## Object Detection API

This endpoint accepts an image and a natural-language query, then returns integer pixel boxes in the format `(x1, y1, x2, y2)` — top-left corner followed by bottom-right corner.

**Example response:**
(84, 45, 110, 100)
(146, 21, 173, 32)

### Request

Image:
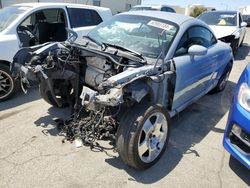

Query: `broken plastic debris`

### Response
(75, 138, 83, 148)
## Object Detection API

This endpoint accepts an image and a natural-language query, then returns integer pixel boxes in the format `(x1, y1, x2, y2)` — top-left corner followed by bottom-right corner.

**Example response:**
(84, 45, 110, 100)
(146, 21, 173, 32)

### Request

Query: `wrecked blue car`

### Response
(12, 11, 233, 170)
(223, 64, 250, 169)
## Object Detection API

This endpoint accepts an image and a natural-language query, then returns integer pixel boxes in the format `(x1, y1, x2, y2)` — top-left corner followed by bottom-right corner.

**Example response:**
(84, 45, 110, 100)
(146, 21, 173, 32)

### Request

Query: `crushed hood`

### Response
(209, 25, 237, 39)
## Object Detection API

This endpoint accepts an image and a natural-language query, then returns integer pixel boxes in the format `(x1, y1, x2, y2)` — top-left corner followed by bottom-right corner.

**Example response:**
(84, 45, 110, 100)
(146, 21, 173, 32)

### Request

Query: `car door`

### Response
(66, 7, 103, 43)
(17, 8, 68, 47)
(171, 26, 219, 110)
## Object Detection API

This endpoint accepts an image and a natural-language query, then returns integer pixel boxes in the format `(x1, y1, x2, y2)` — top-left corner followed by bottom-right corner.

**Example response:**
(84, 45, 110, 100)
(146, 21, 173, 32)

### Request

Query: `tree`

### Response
(190, 7, 207, 17)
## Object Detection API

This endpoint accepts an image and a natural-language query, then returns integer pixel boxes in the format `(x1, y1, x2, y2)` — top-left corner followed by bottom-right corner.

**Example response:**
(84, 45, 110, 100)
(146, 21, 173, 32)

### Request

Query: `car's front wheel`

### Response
(116, 104, 170, 170)
(39, 80, 73, 107)
(0, 64, 16, 102)
(239, 34, 245, 47)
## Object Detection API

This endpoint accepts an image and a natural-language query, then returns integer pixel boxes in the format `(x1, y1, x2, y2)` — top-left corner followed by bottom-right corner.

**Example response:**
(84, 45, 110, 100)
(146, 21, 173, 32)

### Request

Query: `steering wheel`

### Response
(18, 26, 38, 45)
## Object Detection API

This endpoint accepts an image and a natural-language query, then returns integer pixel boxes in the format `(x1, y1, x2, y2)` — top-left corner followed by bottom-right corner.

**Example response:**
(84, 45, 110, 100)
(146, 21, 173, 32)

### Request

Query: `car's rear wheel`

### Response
(116, 104, 170, 170)
(0, 64, 16, 102)
(210, 63, 232, 94)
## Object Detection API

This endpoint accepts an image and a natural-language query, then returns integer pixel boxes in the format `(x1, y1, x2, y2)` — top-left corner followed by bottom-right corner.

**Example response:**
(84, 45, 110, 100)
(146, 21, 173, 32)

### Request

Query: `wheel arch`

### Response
(123, 78, 154, 104)
(0, 60, 11, 68)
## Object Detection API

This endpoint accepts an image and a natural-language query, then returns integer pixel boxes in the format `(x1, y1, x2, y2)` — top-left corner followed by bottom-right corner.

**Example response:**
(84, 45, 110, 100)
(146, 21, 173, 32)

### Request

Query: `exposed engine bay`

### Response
(12, 38, 176, 166)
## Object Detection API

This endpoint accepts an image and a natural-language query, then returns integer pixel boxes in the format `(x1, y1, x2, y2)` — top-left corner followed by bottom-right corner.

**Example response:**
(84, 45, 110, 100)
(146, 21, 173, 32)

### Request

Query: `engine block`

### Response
(84, 57, 112, 88)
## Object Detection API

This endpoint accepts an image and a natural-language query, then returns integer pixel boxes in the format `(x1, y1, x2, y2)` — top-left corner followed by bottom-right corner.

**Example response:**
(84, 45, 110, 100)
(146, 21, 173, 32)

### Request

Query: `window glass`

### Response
(175, 32, 188, 56)
(0, 6, 30, 32)
(20, 9, 66, 29)
(67, 8, 102, 28)
(18, 8, 67, 46)
(88, 15, 178, 58)
(175, 26, 217, 57)
(211, 33, 217, 45)
(199, 12, 237, 26)
(21, 16, 31, 27)
(188, 27, 211, 47)
(42, 9, 60, 23)
(130, 7, 158, 11)
(161, 7, 175, 13)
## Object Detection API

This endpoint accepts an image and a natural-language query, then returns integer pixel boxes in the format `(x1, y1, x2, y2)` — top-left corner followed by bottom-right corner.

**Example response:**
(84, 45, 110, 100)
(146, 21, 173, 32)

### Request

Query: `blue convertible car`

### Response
(13, 11, 234, 169)
(223, 64, 250, 169)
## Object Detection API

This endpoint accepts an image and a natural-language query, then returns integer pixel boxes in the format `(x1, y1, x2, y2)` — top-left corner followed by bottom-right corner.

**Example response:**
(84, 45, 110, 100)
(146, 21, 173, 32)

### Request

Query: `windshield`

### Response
(88, 15, 178, 58)
(130, 7, 158, 11)
(199, 12, 237, 26)
(0, 6, 30, 32)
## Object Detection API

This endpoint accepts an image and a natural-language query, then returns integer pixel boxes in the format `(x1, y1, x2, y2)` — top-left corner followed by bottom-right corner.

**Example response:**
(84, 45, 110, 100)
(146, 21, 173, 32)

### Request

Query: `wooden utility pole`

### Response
(0, 0, 2, 8)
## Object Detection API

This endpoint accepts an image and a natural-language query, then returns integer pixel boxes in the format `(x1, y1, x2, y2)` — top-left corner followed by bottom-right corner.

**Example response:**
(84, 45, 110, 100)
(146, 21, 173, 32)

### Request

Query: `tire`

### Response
(239, 35, 245, 47)
(210, 63, 232, 94)
(232, 46, 238, 57)
(116, 104, 170, 170)
(39, 80, 70, 107)
(0, 64, 17, 102)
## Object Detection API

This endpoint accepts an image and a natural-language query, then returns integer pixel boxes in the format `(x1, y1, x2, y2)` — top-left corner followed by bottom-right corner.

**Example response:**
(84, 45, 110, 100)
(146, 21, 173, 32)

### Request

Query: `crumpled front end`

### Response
(12, 41, 174, 151)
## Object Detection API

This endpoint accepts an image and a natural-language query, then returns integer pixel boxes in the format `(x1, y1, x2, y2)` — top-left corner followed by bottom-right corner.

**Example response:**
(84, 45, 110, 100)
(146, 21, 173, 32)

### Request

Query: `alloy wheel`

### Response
(0, 70, 14, 100)
(138, 112, 168, 163)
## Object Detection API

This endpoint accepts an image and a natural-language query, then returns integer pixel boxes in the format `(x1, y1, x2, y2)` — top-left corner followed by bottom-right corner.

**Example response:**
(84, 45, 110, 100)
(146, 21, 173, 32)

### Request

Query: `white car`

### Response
(198, 10, 247, 55)
(0, 3, 112, 101)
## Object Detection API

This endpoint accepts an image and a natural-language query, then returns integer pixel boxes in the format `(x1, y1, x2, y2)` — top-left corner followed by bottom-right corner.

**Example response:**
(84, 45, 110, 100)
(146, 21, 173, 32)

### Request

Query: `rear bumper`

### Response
(223, 99, 250, 169)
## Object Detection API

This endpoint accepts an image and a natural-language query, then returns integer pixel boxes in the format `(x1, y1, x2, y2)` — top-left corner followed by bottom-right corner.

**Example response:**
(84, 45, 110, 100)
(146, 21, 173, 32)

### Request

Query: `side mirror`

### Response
(188, 45, 208, 56)
(241, 22, 247, 27)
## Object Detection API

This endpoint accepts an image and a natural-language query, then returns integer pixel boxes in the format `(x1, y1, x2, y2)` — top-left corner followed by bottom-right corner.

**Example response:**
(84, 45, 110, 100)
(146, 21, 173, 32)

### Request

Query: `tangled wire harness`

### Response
(56, 108, 118, 156)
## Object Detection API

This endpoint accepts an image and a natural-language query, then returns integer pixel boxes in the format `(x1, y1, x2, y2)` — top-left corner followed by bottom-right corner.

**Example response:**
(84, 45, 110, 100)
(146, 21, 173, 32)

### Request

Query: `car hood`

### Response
(209, 25, 237, 39)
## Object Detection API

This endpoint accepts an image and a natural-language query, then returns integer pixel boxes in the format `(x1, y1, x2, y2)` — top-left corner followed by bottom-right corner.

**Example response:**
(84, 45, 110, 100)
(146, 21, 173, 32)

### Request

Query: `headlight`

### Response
(238, 83, 250, 112)
(233, 30, 240, 39)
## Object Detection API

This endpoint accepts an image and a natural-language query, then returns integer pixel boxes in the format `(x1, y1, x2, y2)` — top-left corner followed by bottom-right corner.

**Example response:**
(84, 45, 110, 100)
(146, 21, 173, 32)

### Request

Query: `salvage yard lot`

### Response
(1, 28, 250, 188)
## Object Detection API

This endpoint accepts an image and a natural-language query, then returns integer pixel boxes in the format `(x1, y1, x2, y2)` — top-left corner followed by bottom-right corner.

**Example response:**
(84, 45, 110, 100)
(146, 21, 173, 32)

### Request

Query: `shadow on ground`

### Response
(32, 81, 247, 184)
(34, 105, 71, 136)
(0, 88, 40, 112)
(235, 43, 250, 61)
(229, 156, 250, 186)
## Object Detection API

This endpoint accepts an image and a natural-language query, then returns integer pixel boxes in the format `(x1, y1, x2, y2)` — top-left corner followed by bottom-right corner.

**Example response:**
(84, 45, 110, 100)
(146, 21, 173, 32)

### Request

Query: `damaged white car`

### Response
(198, 11, 247, 55)
(12, 11, 233, 170)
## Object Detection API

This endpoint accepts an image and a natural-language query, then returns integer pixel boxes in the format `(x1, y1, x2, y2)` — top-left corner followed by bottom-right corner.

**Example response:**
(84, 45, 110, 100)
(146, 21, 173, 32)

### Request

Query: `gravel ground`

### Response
(0, 28, 250, 188)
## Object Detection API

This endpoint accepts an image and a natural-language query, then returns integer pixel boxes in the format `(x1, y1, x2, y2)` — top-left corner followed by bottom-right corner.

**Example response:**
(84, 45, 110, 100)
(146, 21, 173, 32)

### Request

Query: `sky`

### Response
(142, 0, 250, 10)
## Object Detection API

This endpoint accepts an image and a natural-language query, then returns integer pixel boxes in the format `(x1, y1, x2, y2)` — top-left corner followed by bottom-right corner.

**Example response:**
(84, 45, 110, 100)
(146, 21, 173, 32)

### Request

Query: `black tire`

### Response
(232, 46, 238, 57)
(116, 104, 170, 170)
(0, 64, 18, 102)
(39, 80, 70, 107)
(239, 35, 245, 47)
(210, 63, 232, 94)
